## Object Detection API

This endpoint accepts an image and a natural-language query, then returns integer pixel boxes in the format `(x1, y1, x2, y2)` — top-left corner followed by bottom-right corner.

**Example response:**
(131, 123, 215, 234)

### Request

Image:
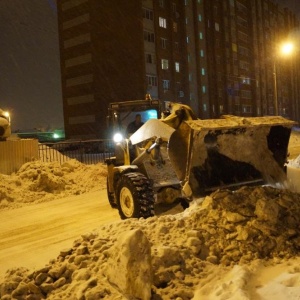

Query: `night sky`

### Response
(0, 0, 63, 131)
(0, 0, 299, 131)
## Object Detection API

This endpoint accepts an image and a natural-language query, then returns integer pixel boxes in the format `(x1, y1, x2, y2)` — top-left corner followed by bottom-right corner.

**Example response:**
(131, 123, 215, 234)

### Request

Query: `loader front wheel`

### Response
(116, 172, 154, 219)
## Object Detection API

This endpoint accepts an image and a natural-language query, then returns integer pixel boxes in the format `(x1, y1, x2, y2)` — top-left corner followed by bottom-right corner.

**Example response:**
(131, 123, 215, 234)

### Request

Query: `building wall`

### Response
(57, 0, 300, 139)
(152, 0, 189, 104)
(173, 0, 300, 121)
(57, 0, 145, 139)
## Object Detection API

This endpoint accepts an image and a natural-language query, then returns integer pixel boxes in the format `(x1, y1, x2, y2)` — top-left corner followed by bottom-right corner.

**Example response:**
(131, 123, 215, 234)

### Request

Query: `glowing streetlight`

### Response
(280, 42, 294, 56)
(273, 41, 295, 115)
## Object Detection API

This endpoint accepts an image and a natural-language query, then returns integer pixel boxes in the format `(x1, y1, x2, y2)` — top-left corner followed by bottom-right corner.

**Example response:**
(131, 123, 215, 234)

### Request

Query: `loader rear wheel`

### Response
(116, 172, 154, 219)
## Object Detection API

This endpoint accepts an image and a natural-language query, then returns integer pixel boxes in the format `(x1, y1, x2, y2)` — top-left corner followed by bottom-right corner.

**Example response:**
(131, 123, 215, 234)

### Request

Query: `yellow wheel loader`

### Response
(106, 100, 295, 219)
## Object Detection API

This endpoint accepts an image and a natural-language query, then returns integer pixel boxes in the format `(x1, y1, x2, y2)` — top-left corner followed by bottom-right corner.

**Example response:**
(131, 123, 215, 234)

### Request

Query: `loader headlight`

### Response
(113, 133, 123, 143)
(2, 111, 10, 122)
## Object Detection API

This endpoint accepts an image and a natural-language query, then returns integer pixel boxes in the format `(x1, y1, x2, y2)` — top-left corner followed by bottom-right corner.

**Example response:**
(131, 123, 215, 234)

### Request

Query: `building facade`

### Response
(184, 0, 300, 120)
(57, 0, 300, 139)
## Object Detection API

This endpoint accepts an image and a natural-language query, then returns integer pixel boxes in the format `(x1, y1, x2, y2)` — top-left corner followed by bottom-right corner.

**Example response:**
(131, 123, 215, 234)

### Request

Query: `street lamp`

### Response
(273, 62, 278, 115)
(273, 41, 295, 115)
(281, 42, 294, 56)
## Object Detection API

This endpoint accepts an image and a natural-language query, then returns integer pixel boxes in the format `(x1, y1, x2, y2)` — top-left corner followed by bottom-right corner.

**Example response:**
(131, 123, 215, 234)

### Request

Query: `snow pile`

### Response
(1, 186, 300, 299)
(0, 129, 299, 299)
(288, 154, 300, 168)
(288, 129, 300, 159)
(0, 159, 107, 210)
(286, 153, 300, 193)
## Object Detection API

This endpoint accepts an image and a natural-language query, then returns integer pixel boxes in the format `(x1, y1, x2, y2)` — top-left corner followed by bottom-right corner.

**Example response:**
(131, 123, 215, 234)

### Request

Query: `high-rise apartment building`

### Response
(184, 0, 300, 120)
(57, 0, 300, 139)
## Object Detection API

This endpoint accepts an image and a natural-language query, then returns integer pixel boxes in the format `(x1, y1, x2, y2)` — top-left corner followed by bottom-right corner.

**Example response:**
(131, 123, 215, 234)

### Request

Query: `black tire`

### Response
(106, 177, 117, 208)
(116, 172, 155, 219)
(179, 197, 190, 210)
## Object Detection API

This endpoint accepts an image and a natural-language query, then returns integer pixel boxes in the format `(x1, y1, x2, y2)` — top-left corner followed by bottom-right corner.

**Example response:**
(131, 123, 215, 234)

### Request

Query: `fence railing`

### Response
(39, 139, 115, 164)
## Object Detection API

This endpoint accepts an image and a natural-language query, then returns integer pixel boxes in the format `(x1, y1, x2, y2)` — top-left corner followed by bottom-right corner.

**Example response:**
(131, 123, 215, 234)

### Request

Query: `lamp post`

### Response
(273, 61, 278, 115)
(273, 42, 294, 116)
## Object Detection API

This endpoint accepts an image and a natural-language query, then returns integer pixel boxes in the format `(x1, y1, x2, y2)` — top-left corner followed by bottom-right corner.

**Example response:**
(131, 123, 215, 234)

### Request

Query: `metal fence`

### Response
(39, 139, 115, 164)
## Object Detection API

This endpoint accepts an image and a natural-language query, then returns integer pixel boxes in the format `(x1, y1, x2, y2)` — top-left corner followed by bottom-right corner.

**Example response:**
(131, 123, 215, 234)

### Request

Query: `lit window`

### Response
(198, 14, 202, 21)
(203, 103, 207, 111)
(161, 59, 169, 70)
(159, 17, 167, 28)
(202, 85, 206, 93)
(215, 22, 219, 31)
(242, 77, 251, 85)
(175, 62, 180, 72)
(201, 68, 205, 75)
(199, 32, 203, 39)
(200, 50, 204, 57)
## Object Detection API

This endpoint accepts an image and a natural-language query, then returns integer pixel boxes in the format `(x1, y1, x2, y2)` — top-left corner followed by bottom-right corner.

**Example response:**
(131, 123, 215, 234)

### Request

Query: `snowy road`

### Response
(0, 189, 119, 280)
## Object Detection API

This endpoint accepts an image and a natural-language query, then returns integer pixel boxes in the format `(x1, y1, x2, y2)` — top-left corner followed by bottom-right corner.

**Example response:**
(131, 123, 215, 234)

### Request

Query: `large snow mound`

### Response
(1, 186, 300, 299)
(0, 159, 107, 210)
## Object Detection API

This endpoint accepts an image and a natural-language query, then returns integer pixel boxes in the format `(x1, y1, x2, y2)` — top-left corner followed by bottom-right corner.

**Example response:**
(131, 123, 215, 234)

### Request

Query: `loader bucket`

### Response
(168, 116, 295, 196)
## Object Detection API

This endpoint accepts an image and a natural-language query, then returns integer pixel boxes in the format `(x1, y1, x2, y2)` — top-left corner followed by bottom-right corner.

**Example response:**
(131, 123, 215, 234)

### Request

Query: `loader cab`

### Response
(107, 96, 161, 141)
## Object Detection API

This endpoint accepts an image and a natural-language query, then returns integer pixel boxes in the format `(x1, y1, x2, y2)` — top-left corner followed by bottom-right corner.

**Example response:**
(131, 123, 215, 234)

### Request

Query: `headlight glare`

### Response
(113, 133, 123, 143)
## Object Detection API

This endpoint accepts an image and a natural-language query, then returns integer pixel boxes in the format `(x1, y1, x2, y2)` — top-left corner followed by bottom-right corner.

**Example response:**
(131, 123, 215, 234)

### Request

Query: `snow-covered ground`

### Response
(0, 130, 300, 299)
